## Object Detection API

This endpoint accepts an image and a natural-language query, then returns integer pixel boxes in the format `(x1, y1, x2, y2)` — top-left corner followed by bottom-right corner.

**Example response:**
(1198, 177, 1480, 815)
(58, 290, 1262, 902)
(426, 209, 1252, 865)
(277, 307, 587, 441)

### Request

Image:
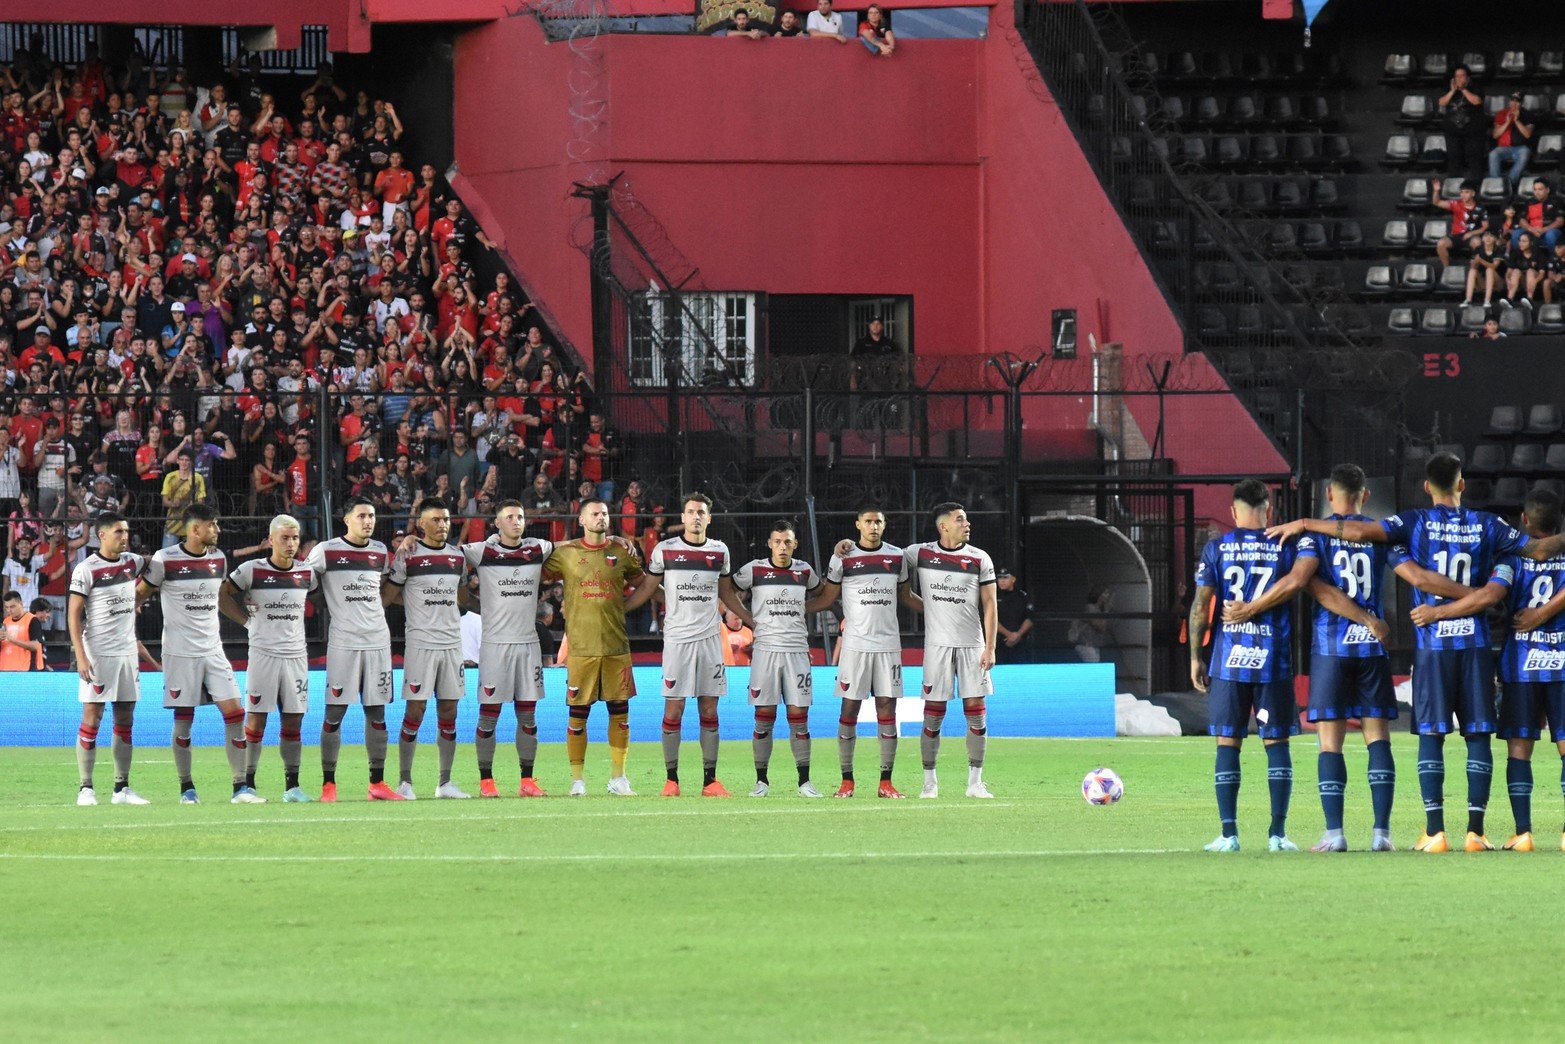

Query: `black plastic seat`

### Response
(1497, 51, 1528, 80)
(1312, 179, 1340, 207)
(1420, 306, 1454, 335)
(1399, 95, 1433, 125)
(1383, 53, 1413, 83)
(1539, 51, 1564, 77)
(1299, 221, 1330, 252)
(1401, 263, 1435, 293)
(1387, 307, 1417, 335)
(1382, 220, 1414, 249)
(1469, 443, 1507, 474)
(1537, 304, 1565, 334)
(1384, 134, 1415, 166)
(1438, 265, 1469, 296)
(1195, 96, 1222, 124)
(1421, 219, 1451, 247)
(1489, 405, 1525, 435)
(1457, 304, 1488, 332)
(1335, 220, 1363, 250)
(1250, 134, 1282, 165)
(1198, 178, 1233, 208)
(1420, 134, 1448, 166)
(1363, 265, 1394, 295)
(1500, 307, 1533, 335)
(1526, 404, 1563, 436)
(1400, 177, 1431, 209)
(1511, 444, 1546, 472)
(1544, 443, 1565, 471)
(1274, 178, 1305, 210)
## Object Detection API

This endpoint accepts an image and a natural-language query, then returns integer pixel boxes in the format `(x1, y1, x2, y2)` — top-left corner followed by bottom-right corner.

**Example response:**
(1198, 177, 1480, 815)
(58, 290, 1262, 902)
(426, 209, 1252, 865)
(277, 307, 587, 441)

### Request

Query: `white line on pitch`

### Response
(0, 847, 1184, 864)
(0, 802, 1017, 832)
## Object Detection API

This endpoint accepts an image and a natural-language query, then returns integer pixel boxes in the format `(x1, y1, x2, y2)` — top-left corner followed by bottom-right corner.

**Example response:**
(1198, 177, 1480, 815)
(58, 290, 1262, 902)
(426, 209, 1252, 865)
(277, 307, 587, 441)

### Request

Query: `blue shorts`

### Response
(1208, 676, 1299, 740)
(1411, 648, 1496, 736)
(1498, 681, 1565, 741)
(1308, 653, 1398, 722)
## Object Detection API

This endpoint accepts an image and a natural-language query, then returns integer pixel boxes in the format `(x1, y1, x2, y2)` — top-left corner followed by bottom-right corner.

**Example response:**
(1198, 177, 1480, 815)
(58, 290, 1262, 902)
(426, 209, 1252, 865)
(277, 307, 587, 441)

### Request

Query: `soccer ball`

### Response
(1081, 767, 1124, 806)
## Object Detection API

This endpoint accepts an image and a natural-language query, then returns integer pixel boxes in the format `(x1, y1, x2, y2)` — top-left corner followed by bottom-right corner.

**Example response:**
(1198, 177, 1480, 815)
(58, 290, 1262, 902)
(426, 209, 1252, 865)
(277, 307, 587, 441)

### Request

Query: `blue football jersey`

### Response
(1381, 506, 1529, 650)
(1194, 528, 1302, 683)
(1497, 553, 1565, 683)
(1297, 514, 1409, 658)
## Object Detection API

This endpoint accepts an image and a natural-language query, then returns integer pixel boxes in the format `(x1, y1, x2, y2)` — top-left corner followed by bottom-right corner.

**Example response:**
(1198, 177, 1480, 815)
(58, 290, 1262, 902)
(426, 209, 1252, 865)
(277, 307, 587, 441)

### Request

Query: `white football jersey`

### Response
(68, 552, 145, 659)
(306, 537, 390, 650)
(826, 542, 907, 654)
(648, 536, 729, 644)
(732, 558, 819, 652)
(145, 544, 227, 657)
(904, 541, 995, 649)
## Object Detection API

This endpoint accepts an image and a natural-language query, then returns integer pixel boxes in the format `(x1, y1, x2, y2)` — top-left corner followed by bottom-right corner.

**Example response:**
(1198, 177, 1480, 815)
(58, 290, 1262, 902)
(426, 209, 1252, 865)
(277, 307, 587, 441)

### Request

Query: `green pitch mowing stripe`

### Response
(1, 736, 1561, 1041)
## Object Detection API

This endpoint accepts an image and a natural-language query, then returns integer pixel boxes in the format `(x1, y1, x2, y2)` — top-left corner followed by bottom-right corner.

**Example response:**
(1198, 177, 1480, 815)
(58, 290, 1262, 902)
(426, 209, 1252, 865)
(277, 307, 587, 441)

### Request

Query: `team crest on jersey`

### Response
(922, 683, 933, 695)
(248, 693, 260, 705)
(329, 685, 344, 698)
(168, 689, 181, 702)
(839, 679, 850, 692)
(606, 554, 618, 567)
(409, 683, 422, 694)
(664, 678, 676, 689)
(92, 682, 106, 695)
(749, 687, 761, 699)
(482, 685, 496, 698)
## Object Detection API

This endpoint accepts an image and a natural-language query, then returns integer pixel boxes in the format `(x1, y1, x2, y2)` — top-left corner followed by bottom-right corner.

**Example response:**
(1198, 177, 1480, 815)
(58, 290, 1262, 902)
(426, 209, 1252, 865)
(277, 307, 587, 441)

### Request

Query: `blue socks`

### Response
(1317, 750, 1347, 832)
(1214, 745, 1240, 838)
(1366, 739, 1395, 831)
(1466, 735, 1493, 836)
(1507, 756, 1533, 835)
(1417, 733, 1446, 835)
(1266, 742, 1292, 838)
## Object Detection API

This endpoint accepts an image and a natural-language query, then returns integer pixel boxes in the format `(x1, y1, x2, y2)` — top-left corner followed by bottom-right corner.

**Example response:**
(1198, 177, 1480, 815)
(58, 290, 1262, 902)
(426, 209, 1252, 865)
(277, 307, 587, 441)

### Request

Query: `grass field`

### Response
(4, 734, 1564, 1041)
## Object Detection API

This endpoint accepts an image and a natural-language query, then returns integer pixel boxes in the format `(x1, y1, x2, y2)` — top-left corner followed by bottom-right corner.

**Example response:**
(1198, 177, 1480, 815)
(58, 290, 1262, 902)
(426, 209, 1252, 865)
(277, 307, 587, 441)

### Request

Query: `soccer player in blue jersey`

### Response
(1269, 452, 1565, 853)
(1189, 479, 1322, 853)
(1409, 487, 1565, 852)
(1229, 464, 1467, 852)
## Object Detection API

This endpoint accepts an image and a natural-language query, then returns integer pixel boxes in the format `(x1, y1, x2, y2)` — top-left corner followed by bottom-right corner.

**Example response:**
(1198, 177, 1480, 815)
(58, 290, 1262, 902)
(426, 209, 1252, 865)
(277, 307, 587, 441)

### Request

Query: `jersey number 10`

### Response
(1431, 550, 1473, 587)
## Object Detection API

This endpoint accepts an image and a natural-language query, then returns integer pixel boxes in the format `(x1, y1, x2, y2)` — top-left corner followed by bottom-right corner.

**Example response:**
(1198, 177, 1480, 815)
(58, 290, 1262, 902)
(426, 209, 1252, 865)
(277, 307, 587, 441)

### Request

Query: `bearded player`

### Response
(221, 514, 317, 802)
(545, 498, 659, 795)
(731, 519, 824, 797)
(138, 503, 262, 804)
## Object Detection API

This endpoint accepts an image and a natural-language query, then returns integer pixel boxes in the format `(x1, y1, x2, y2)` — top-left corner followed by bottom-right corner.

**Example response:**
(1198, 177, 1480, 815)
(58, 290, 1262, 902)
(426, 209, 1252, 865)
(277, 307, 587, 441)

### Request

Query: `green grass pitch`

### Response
(4, 734, 1565, 1041)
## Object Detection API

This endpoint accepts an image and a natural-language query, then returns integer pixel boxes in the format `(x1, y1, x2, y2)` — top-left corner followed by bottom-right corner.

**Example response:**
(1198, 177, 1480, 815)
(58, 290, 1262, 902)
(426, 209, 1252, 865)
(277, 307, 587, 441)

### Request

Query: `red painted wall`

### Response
(450, 11, 1286, 493)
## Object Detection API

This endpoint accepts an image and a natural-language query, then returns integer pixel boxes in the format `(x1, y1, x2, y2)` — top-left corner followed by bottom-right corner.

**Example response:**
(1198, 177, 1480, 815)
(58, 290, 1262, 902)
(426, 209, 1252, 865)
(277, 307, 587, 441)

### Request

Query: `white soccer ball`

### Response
(1081, 767, 1124, 806)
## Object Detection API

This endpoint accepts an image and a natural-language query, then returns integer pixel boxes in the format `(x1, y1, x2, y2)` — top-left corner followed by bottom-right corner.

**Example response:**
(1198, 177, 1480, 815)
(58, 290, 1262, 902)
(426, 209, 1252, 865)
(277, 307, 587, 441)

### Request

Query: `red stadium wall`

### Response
(451, 11, 1286, 489)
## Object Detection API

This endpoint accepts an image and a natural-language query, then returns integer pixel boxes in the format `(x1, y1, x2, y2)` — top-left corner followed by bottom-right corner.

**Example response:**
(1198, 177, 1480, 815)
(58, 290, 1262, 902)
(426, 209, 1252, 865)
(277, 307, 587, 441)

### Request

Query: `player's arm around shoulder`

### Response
(624, 569, 660, 612)
(1409, 576, 1509, 627)
(1223, 552, 1319, 624)
(1306, 576, 1388, 643)
(1393, 559, 1476, 601)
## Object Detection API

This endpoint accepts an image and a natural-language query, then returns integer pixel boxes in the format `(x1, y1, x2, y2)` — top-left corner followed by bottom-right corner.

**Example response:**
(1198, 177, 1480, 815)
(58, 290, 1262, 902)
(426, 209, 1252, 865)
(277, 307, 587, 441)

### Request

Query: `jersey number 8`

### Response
(1530, 574, 1555, 609)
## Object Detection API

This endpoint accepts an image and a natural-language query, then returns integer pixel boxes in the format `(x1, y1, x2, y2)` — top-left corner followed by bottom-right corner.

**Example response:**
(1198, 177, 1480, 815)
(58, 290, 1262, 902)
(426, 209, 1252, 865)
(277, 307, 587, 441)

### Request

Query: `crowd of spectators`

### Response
(717, 0, 896, 55)
(1430, 175, 1565, 309)
(0, 42, 655, 555)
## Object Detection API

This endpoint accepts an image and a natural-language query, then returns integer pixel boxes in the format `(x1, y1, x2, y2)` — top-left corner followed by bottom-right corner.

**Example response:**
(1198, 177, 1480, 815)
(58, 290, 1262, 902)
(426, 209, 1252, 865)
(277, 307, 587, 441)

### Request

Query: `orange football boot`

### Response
(478, 778, 500, 798)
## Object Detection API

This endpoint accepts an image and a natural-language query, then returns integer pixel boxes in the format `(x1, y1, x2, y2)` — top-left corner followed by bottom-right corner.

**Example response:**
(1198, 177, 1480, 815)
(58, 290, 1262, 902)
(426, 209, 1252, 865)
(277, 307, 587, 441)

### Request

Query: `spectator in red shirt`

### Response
(1489, 92, 1535, 191)
(373, 148, 415, 226)
(1431, 179, 1490, 267)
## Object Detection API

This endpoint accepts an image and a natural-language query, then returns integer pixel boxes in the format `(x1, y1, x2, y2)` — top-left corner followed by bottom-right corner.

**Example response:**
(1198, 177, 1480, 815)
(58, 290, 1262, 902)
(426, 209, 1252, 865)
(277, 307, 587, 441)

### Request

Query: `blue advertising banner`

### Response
(0, 663, 1114, 747)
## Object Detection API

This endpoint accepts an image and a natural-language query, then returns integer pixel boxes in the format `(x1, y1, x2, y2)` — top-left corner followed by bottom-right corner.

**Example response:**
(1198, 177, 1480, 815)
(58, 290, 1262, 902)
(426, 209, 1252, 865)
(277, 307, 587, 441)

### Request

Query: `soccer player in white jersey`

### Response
(138, 503, 262, 804)
(813, 505, 921, 798)
(306, 496, 399, 802)
(646, 492, 753, 797)
(69, 511, 149, 805)
(221, 514, 317, 802)
(731, 519, 824, 797)
(461, 498, 554, 798)
(385, 496, 471, 799)
(904, 502, 998, 799)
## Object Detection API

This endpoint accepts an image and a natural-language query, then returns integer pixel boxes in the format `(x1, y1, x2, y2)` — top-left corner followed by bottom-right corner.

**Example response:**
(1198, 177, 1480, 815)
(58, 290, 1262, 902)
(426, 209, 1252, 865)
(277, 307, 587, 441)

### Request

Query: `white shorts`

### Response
(662, 634, 727, 699)
(79, 654, 139, 703)
(403, 646, 465, 701)
(835, 647, 904, 702)
(162, 652, 242, 708)
(921, 645, 993, 701)
(244, 655, 310, 714)
(748, 648, 814, 707)
(326, 646, 394, 706)
(477, 642, 545, 703)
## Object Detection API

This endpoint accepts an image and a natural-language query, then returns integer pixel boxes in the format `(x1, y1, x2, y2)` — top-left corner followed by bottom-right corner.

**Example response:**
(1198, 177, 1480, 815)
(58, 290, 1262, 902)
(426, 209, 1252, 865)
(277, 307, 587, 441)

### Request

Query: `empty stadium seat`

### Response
(1288, 134, 1321, 167)
(1401, 263, 1435, 293)
(1457, 304, 1489, 332)
(1493, 477, 1528, 508)
(1182, 135, 1209, 164)
(1400, 177, 1431, 209)
(1266, 95, 1296, 125)
(1538, 135, 1563, 167)
(1398, 95, 1432, 125)
(1161, 96, 1187, 122)
(1322, 136, 1352, 165)
(1382, 54, 1413, 83)
(1387, 307, 1417, 335)
(1240, 53, 1272, 82)
(1485, 94, 1508, 117)
(1129, 176, 1158, 207)
(1251, 134, 1282, 165)
(1194, 96, 1222, 123)
(1299, 221, 1330, 252)
(1300, 96, 1331, 124)
(1420, 135, 1447, 166)
(1511, 444, 1545, 472)
(1540, 51, 1564, 77)
(1215, 135, 1247, 166)
(1523, 94, 1548, 117)
(1280, 263, 1313, 293)
(1497, 51, 1528, 79)
(1234, 305, 1264, 338)
(1312, 179, 1340, 208)
(1420, 307, 1454, 335)
(1500, 306, 1533, 335)
(1420, 54, 1450, 82)
(1469, 443, 1507, 474)
(1229, 95, 1259, 123)
(1168, 52, 1199, 81)
(1382, 220, 1413, 248)
(1203, 53, 1234, 82)
(1384, 134, 1415, 165)
(1464, 477, 1494, 508)
(1460, 52, 1488, 79)
(1489, 405, 1525, 435)
(1196, 262, 1240, 292)
(1480, 176, 1511, 203)
(1197, 306, 1230, 340)
(1438, 266, 1469, 297)
(1363, 265, 1394, 295)
(1527, 404, 1563, 436)
(1440, 178, 1464, 202)
(1535, 479, 1565, 501)
(1545, 443, 1565, 471)
(1537, 304, 1565, 334)
(1198, 178, 1232, 208)
(1237, 179, 1269, 209)
(1421, 219, 1451, 247)
(1274, 179, 1305, 210)
(1269, 222, 1298, 251)
(1335, 220, 1363, 250)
